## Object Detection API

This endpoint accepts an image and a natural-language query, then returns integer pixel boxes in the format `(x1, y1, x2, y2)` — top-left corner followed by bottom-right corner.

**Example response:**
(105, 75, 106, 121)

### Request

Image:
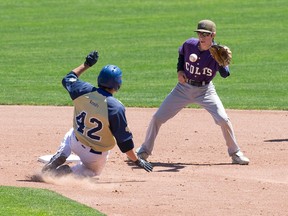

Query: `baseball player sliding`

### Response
(137, 19, 250, 165)
(42, 51, 153, 177)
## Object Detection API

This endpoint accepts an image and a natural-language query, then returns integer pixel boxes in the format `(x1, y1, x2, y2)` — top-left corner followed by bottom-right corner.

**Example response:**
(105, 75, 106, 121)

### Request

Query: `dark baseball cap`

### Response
(194, 20, 216, 33)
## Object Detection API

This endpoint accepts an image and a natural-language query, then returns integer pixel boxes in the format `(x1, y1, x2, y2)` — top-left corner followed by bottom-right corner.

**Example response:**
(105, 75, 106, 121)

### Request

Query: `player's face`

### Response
(197, 32, 214, 49)
(197, 32, 211, 37)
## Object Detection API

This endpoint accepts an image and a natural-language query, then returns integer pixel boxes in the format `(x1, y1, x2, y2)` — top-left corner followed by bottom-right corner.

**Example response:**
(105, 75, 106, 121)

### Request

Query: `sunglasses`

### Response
(197, 32, 211, 37)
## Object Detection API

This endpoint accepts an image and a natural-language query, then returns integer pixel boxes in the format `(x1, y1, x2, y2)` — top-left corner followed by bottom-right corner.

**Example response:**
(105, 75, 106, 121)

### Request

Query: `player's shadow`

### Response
(264, 139, 288, 143)
(151, 162, 232, 172)
(126, 160, 231, 172)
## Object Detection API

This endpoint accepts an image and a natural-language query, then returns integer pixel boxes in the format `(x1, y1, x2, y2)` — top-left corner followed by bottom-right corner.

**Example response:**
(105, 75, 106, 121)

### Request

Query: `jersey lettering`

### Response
(76, 112, 86, 133)
(185, 62, 213, 77)
(76, 111, 103, 141)
(194, 67, 201, 75)
(202, 67, 212, 76)
(87, 118, 102, 141)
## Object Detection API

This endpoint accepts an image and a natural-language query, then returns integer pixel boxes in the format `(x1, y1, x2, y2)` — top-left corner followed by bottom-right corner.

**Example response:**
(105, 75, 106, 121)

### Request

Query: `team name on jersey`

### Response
(185, 62, 213, 76)
(89, 100, 99, 108)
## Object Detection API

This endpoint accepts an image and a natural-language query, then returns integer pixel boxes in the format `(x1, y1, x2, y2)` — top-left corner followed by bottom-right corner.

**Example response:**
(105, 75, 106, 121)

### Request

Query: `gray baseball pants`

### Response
(139, 82, 240, 156)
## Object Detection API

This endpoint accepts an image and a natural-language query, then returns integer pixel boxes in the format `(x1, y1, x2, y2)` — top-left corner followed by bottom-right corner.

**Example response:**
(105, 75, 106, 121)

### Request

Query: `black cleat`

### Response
(42, 153, 67, 173)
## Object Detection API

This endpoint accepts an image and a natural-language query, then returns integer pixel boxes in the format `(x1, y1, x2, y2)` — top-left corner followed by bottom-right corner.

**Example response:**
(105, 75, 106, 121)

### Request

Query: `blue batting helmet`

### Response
(97, 65, 122, 91)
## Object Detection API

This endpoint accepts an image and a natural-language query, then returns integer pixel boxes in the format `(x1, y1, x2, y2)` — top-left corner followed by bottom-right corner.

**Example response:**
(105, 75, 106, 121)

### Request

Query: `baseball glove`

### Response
(84, 50, 99, 67)
(135, 158, 153, 172)
(209, 44, 232, 67)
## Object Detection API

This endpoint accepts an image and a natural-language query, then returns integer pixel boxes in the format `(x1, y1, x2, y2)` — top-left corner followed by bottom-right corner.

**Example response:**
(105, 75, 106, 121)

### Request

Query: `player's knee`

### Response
(153, 112, 169, 124)
(215, 117, 230, 127)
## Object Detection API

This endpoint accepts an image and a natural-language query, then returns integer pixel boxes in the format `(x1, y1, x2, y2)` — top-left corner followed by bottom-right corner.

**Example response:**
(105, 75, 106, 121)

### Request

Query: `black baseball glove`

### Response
(84, 50, 99, 67)
(135, 158, 153, 172)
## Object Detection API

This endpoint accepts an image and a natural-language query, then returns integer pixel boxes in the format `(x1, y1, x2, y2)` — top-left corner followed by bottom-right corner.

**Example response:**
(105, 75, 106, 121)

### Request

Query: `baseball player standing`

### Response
(42, 51, 153, 177)
(137, 19, 249, 165)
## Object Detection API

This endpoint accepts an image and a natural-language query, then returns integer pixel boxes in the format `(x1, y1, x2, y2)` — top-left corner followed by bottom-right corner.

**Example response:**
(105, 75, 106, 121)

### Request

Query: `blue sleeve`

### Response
(219, 66, 230, 78)
(117, 139, 134, 153)
(62, 71, 96, 100)
(107, 98, 134, 153)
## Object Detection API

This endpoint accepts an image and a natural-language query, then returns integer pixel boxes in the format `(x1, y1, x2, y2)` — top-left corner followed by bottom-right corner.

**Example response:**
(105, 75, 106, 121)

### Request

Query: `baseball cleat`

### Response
(42, 154, 67, 172)
(231, 151, 249, 165)
(136, 147, 149, 161)
(54, 165, 73, 177)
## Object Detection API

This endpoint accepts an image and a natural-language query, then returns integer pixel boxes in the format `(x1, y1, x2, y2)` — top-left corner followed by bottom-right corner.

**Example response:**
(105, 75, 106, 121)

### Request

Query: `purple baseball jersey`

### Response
(179, 38, 220, 83)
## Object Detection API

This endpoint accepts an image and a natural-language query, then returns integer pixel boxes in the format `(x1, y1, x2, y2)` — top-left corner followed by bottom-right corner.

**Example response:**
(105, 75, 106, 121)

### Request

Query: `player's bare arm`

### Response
(125, 149, 138, 162)
(72, 64, 90, 77)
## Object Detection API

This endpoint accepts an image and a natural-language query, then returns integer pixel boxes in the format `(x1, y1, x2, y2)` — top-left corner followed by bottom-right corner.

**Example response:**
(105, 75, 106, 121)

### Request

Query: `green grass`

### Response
(0, 186, 105, 215)
(0, 0, 287, 109)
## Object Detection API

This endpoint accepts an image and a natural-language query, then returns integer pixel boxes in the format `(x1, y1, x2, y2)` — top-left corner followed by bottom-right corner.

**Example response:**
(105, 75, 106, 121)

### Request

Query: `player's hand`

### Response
(84, 51, 99, 67)
(177, 70, 187, 84)
(135, 158, 153, 172)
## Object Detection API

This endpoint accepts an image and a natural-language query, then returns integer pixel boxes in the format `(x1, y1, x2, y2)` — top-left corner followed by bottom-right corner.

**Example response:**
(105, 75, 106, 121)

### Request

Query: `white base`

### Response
(38, 154, 80, 163)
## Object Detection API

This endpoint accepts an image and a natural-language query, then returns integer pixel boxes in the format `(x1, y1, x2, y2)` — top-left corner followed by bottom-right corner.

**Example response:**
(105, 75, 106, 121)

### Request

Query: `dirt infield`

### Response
(1, 105, 287, 216)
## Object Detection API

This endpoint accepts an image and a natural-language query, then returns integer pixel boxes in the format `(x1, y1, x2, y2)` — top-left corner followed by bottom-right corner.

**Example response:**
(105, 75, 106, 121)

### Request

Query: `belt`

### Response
(186, 79, 209, 87)
(75, 135, 102, 155)
(81, 144, 102, 155)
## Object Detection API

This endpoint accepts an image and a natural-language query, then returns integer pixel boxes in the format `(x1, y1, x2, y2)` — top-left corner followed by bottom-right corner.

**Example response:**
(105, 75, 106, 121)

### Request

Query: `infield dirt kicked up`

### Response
(1, 106, 287, 216)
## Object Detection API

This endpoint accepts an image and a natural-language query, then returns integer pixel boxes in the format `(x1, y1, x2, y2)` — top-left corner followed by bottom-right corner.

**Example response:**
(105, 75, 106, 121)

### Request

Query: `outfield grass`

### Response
(0, 186, 105, 216)
(0, 0, 287, 109)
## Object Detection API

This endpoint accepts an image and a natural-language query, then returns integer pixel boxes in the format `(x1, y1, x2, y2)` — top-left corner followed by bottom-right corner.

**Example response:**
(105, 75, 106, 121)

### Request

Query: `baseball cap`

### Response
(194, 20, 216, 33)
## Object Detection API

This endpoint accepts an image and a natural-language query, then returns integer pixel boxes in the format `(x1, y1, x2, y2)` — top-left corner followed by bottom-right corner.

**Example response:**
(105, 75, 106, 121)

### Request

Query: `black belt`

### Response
(75, 135, 102, 155)
(89, 148, 102, 155)
(186, 79, 209, 87)
(81, 144, 102, 155)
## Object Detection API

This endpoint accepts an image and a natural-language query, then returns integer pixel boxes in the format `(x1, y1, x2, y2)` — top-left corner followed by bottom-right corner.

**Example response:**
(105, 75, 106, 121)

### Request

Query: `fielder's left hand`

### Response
(84, 50, 99, 67)
(135, 158, 153, 172)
